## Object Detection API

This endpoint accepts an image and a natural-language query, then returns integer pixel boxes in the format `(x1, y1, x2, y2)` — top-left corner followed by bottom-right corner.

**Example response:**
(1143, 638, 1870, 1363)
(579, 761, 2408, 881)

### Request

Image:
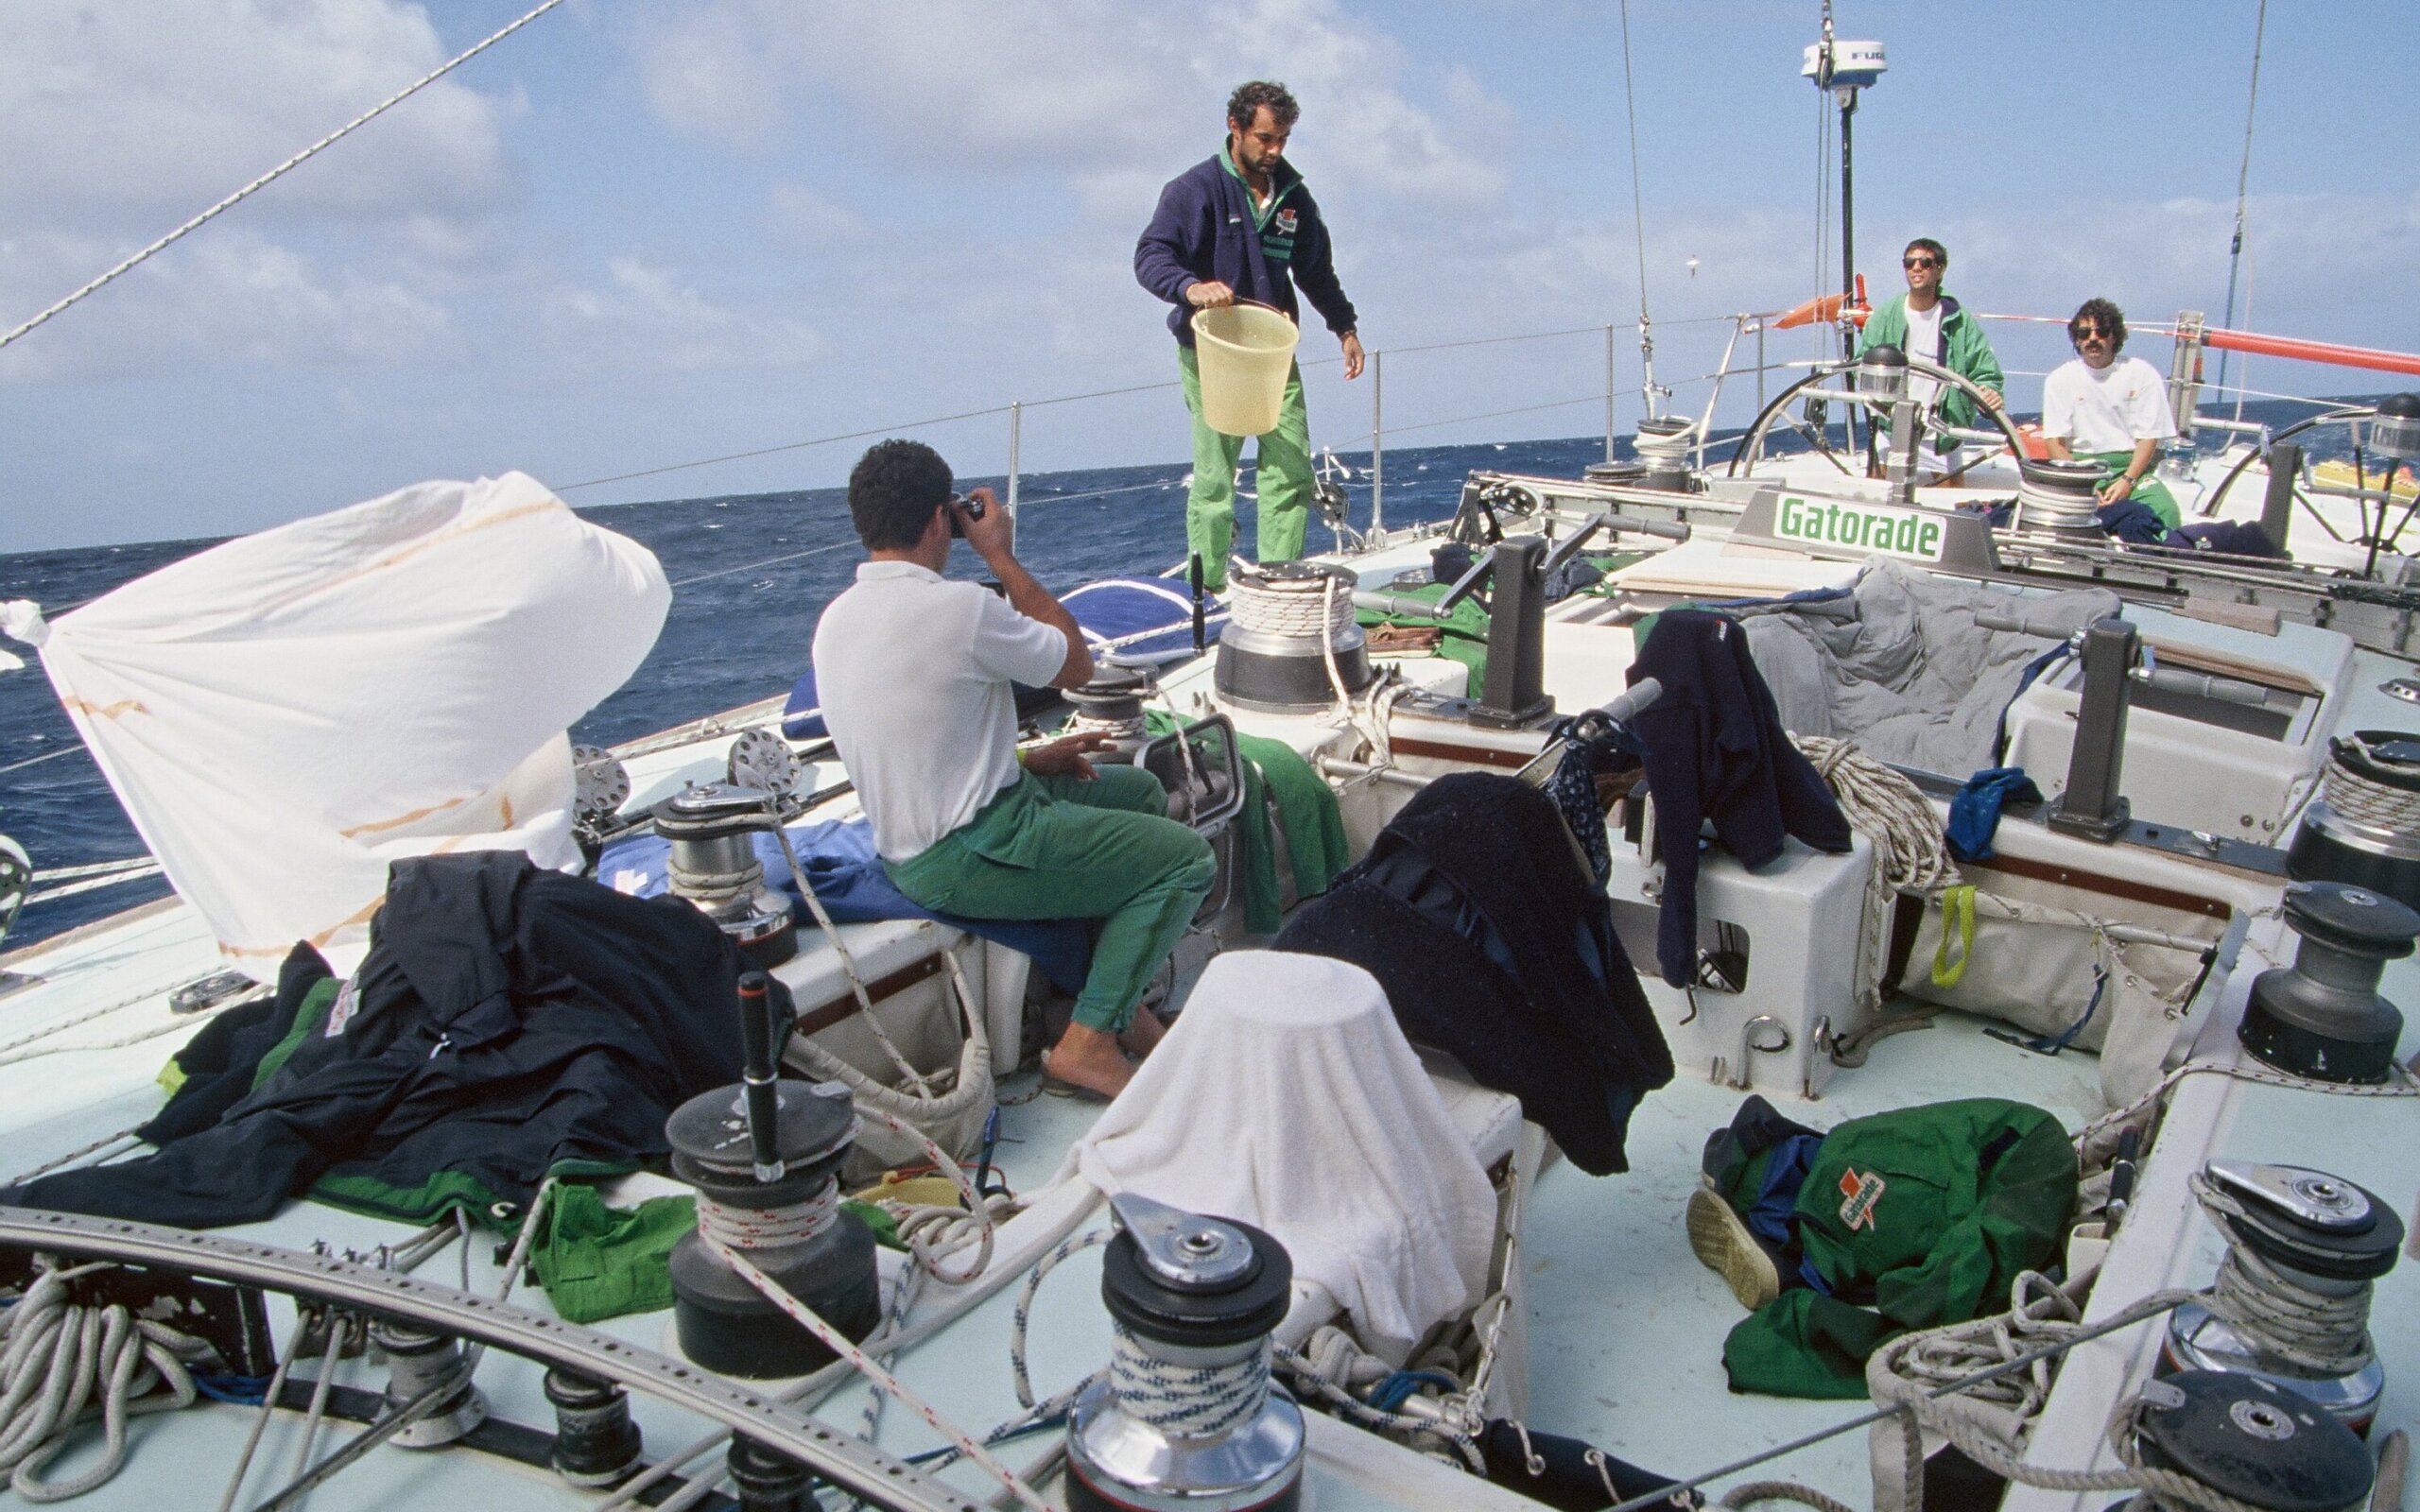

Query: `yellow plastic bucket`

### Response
(1190, 303, 1300, 437)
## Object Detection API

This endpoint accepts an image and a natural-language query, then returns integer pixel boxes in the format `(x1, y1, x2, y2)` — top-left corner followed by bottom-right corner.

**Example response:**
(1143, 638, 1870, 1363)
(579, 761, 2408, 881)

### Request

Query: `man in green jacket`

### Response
(1857, 237, 2005, 472)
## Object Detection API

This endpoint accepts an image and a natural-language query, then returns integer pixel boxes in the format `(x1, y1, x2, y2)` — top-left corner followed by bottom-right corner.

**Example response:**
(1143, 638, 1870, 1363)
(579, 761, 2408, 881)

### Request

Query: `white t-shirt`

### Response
(2040, 355, 2177, 455)
(811, 560, 1071, 861)
(1903, 300, 1945, 409)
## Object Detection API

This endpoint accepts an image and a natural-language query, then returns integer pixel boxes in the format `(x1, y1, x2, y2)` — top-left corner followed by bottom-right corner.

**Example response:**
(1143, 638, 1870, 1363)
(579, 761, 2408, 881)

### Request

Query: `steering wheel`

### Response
(2198, 405, 2378, 545)
(1729, 353, 2028, 479)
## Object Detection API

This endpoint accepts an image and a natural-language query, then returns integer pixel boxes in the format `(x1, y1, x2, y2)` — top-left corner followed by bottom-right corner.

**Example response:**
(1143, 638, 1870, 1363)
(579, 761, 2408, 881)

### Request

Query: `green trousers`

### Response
(2078, 449, 2181, 528)
(1179, 344, 1312, 591)
(885, 766, 1215, 1033)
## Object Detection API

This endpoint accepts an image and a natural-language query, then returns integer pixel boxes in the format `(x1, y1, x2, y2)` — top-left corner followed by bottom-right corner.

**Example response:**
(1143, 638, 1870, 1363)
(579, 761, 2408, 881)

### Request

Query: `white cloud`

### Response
(543, 257, 826, 372)
(626, 0, 1508, 215)
(0, 0, 518, 379)
(766, 184, 869, 250)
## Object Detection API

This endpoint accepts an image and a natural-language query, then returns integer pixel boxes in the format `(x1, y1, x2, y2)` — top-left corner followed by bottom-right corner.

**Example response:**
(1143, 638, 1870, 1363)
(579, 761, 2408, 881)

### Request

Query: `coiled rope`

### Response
(691, 1186, 838, 1251)
(1110, 1330, 1271, 1439)
(1226, 566, 1356, 642)
(2190, 1172, 2377, 1374)
(2318, 734, 2420, 833)
(1792, 735, 1959, 1027)
(0, 1263, 200, 1503)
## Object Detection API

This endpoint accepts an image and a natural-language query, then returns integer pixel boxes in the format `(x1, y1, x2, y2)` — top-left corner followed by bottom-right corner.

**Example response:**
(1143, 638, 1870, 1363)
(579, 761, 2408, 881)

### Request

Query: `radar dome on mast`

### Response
(1801, 39, 1886, 94)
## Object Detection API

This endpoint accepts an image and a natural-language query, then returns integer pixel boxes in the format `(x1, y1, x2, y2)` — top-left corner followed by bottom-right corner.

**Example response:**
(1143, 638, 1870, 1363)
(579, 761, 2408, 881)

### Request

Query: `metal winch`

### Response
(1063, 665, 1159, 761)
(1065, 1194, 1304, 1512)
(2288, 730, 2420, 913)
(666, 972, 880, 1379)
(1214, 560, 1373, 713)
(2014, 456, 2111, 537)
(2165, 1161, 2404, 1435)
(371, 1317, 487, 1448)
(1632, 414, 1699, 493)
(653, 782, 797, 970)
(2237, 881, 2414, 1085)
(2113, 1371, 2374, 1511)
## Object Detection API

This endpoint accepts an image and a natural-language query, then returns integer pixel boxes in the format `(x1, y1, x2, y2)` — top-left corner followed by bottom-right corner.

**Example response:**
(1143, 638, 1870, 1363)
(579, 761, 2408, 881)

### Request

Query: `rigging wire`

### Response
(2215, 0, 2270, 410)
(1616, 0, 1660, 416)
(0, 0, 569, 355)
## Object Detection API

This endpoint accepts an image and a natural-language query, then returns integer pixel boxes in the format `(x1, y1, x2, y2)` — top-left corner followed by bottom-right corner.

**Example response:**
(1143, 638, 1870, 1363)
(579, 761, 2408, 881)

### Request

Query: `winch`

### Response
(652, 782, 798, 969)
(2014, 457, 2110, 537)
(1065, 1193, 1304, 1512)
(2288, 730, 2420, 913)
(1063, 665, 1159, 762)
(666, 971, 880, 1379)
(371, 1317, 486, 1448)
(2114, 1371, 2375, 1512)
(2164, 1161, 2404, 1435)
(2237, 880, 2414, 1085)
(1632, 415, 1699, 493)
(1214, 560, 1373, 713)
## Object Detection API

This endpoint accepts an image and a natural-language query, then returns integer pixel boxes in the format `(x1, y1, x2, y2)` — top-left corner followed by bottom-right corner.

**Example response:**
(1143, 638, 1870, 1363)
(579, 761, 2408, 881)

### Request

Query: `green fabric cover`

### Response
(1147, 713, 1350, 933)
(2074, 449, 2183, 528)
(1720, 1098, 2077, 1399)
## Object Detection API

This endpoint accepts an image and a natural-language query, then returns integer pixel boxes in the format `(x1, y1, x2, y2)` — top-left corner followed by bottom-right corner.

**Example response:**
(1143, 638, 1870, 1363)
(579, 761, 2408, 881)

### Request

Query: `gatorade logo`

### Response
(1774, 495, 1945, 562)
(1275, 208, 1299, 235)
(1838, 1168, 1886, 1231)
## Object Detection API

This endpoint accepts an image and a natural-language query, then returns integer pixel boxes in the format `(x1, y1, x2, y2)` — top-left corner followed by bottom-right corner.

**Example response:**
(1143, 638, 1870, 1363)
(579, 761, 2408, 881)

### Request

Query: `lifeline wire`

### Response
(0, 0, 569, 354)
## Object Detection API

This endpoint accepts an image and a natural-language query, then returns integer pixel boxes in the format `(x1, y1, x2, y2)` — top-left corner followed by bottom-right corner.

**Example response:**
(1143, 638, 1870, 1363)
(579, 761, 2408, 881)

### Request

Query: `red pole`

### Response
(2201, 327, 2420, 378)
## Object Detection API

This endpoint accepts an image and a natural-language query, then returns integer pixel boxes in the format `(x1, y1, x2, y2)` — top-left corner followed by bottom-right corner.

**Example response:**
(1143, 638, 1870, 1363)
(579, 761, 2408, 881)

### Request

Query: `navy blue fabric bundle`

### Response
(1626, 610, 1854, 987)
(598, 816, 1089, 993)
(1273, 772, 1670, 1176)
(1945, 766, 2043, 862)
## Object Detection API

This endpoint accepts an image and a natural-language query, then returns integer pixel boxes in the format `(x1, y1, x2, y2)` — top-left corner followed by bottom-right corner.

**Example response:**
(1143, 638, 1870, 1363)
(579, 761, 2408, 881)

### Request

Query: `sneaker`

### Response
(1685, 1179, 1781, 1312)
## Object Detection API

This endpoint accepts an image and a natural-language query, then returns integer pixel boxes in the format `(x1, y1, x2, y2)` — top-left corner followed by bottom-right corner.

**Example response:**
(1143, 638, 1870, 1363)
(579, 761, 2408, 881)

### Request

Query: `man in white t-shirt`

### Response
(813, 440, 1215, 1098)
(2040, 298, 2182, 528)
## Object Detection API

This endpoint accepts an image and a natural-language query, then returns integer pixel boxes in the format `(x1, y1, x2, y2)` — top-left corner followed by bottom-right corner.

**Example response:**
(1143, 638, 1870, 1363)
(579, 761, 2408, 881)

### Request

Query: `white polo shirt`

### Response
(2041, 355, 2177, 455)
(811, 560, 1070, 861)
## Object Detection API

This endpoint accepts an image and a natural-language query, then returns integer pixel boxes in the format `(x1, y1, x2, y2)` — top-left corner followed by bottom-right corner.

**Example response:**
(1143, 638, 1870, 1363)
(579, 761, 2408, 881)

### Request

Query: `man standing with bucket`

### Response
(1136, 80, 1363, 592)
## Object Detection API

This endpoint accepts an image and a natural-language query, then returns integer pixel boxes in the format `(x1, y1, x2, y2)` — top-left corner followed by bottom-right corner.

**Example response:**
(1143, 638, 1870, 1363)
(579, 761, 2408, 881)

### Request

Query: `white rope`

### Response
(1792, 735, 1959, 1021)
(2319, 736, 2420, 832)
(0, 1263, 200, 1503)
(2072, 1055, 2420, 1172)
(693, 1188, 838, 1251)
(768, 817, 939, 1099)
(1109, 1329, 1270, 1439)
(2189, 1173, 2376, 1374)
(1227, 570, 1354, 642)
(0, 0, 568, 354)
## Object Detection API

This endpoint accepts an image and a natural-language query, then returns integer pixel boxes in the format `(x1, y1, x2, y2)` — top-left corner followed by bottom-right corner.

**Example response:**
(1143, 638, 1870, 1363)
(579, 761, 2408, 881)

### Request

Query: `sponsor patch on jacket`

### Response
(1837, 1168, 1886, 1230)
(324, 975, 361, 1038)
(1274, 207, 1299, 235)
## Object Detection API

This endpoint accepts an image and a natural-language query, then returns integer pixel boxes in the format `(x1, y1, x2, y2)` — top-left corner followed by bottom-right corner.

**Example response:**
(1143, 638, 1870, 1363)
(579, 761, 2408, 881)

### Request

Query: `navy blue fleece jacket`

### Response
(1135, 152, 1357, 347)
(1627, 610, 1854, 987)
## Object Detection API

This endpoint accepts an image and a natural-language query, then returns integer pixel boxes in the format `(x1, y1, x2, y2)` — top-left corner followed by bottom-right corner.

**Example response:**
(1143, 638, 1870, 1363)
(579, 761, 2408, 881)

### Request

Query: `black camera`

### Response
(946, 490, 987, 538)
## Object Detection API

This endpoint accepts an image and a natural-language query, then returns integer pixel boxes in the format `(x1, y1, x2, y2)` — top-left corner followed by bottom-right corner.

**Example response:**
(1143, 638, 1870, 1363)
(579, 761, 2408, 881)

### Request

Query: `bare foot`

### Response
(1117, 1007, 1168, 1059)
(1042, 1022, 1135, 1099)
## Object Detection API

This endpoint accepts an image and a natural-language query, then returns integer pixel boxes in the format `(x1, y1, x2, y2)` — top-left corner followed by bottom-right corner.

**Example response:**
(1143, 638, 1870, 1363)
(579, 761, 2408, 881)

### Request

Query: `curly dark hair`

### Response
(1226, 80, 1300, 132)
(1904, 236, 1947, 268)
(847, 438, 952, 551)
(2069, 298, 2128, 352)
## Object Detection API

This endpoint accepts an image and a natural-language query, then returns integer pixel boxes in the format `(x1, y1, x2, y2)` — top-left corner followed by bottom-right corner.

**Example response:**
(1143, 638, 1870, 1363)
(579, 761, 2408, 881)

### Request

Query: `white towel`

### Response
(1059, 951, 1495, 1358)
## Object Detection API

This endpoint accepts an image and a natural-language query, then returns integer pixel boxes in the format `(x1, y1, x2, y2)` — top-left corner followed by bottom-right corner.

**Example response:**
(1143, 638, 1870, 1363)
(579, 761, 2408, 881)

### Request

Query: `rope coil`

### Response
(1226, 568, 1356, 642)
(2190, 1173, 2377, 1375)
(2319, 735, 2420, 833)
(0, 1263, 201, 1503)
(1109, 1329, 1270, 1440)
(692, 1187, 838, 1252)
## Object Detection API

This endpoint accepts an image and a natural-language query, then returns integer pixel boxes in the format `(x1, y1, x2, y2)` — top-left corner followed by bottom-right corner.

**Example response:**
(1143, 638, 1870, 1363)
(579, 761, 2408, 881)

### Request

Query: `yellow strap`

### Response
(1931, 885, 1978, 988)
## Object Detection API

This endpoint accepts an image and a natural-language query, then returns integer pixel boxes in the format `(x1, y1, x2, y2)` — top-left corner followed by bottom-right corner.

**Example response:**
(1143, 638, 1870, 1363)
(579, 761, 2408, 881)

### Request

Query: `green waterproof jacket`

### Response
(1857, 294, 2006, 450)
(1720, 1097, 2077, 1399)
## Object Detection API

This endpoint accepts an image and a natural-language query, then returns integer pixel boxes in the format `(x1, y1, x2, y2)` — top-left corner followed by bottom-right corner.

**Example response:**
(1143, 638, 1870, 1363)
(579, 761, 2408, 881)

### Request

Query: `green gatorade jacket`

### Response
(1720, 1098, 2076, 1399)
(1857, 294, 2006, 449)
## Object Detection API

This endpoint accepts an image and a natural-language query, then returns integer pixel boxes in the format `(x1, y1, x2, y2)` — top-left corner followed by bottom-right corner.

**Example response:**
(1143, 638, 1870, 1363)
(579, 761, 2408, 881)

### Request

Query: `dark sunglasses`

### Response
(2073, 328, 2111, 343)
(1903, 256, 1941, 269)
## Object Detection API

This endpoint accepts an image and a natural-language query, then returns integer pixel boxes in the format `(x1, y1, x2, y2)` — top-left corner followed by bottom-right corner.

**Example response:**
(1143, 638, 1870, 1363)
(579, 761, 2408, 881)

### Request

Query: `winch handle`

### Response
(1975, 607, 2092, 640)
(1350, 590, 1449, 621)
(1601, 515, 1692, 541)
(2134, 664, 2273, 709)
(1433, 543, 1501, 611)
(1595, 677, 1663, 729)
(736, 971, 786, 1183)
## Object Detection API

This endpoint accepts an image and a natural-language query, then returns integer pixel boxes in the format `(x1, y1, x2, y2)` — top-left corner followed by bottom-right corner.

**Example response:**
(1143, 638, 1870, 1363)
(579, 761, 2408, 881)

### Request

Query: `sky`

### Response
(3, 0, 2416, 552)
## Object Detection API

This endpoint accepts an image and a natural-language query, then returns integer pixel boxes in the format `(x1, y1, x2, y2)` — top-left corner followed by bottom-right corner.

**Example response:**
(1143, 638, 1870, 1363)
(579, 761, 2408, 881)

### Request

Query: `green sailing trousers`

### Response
(885, 766, 1216, 1034)
(2077, 449, 2182, 528)
(1180, 343, 1312, 591)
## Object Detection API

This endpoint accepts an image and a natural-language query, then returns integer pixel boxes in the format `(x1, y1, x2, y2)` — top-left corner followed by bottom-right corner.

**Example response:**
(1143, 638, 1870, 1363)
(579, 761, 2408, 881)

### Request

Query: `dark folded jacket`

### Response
(1629, 610, 1853, 986)
(1274, 773, 1671, 1175)
(7, 851, 753, 1228)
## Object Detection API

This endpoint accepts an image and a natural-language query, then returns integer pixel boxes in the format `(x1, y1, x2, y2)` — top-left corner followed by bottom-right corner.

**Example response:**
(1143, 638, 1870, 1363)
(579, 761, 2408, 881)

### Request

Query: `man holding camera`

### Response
(1136, 79, 1363, 593)
(812, 439, 1216, 1098)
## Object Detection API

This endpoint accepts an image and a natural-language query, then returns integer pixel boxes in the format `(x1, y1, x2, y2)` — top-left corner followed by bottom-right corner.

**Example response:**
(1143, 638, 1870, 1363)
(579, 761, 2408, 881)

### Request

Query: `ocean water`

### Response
(0, 405, 2376, 953)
